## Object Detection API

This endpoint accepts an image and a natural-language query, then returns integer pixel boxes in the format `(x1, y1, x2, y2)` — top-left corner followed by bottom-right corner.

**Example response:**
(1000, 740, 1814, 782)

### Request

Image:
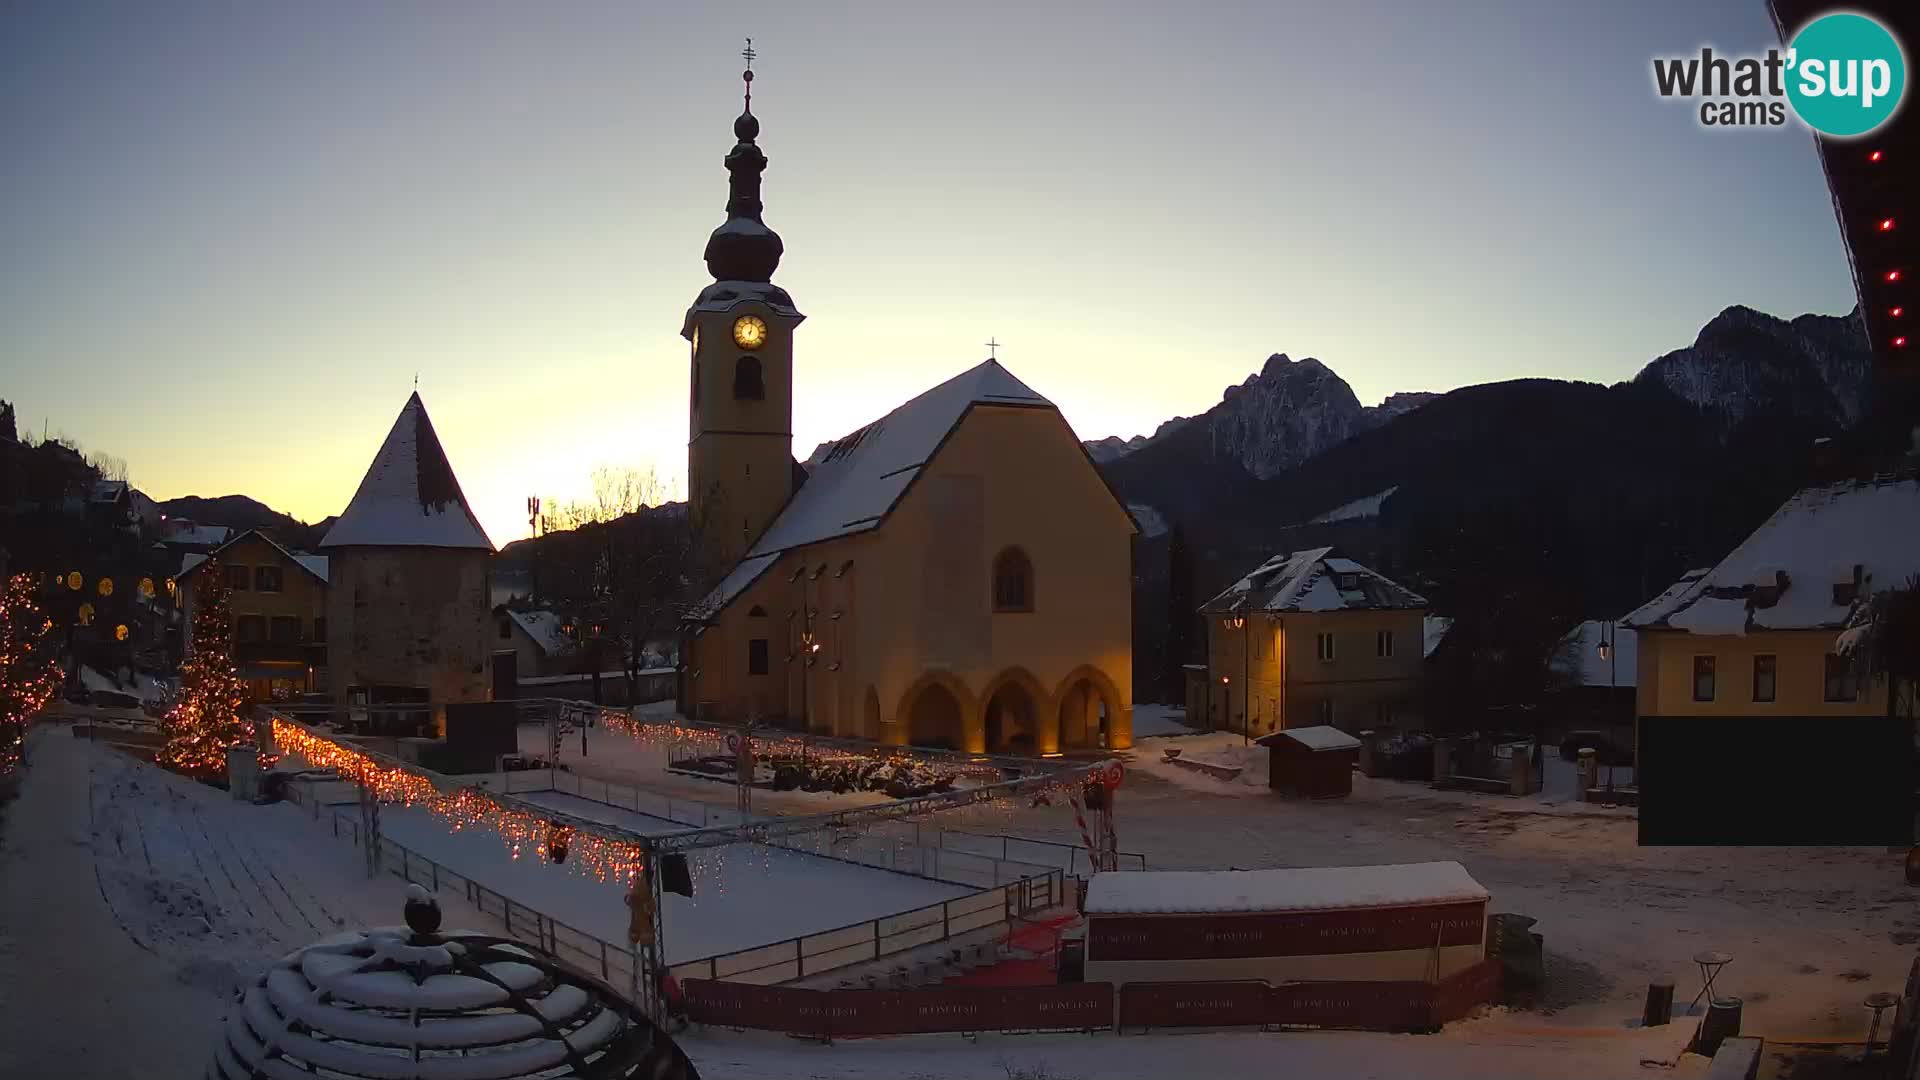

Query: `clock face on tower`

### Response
(732, 315, 768, 350)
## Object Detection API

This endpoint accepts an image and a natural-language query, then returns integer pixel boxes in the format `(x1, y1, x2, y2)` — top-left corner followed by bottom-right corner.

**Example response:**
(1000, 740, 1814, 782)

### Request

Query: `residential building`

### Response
(490, 607, 582, 681)
(178, 529, 329, 702)
(1624, 473, 1918, 726)
(320, 392, 495, 736)
(678, 77, 1135, 753)
(1199, 548, 1428, 737)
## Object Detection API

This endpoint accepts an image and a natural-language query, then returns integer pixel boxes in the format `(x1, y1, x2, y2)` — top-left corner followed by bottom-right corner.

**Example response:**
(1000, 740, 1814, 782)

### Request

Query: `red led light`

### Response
(1895, 307, 1907, 318)
(1891, 270, 1906, 283)
(1896, 336, 1910, 347)
(1881, 218, 1897, 232)
(1869, 150, 1883, 162)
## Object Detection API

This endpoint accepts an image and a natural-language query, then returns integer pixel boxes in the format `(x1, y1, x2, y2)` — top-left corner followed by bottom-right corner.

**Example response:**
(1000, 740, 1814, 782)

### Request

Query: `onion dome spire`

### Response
(704, 38, 785, 283)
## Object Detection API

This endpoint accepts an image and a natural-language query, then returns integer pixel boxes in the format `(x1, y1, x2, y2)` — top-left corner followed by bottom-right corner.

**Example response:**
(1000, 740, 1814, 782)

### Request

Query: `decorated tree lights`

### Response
(158, 559, 252, 778)
(1, 573, 63, 776)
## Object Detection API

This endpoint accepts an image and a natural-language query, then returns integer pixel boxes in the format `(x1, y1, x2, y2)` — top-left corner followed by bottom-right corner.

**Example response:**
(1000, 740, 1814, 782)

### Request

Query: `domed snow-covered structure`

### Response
(210, 888, 696, 1080)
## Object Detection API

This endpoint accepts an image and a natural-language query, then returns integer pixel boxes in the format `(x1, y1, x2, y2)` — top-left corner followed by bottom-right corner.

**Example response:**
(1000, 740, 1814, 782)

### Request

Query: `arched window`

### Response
(992, 547, 1033, 613)
(733, 355, 764, 400)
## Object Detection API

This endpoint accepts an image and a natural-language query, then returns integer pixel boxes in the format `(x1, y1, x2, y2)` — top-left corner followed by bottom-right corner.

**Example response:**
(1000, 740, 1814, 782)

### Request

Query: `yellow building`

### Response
(678, 78, 1136, 754)
(1624, 474, 1915, 726)
(1199, 548, 1428, 737)
(178, 529, 330, 703)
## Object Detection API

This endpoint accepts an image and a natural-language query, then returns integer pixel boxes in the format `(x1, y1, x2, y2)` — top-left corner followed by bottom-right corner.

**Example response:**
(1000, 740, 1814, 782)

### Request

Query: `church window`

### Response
(733, 355, 764, 400)
(748, 605, 767, 617)
(748, 638, 769, 676)
(992, 547, 1034, 613)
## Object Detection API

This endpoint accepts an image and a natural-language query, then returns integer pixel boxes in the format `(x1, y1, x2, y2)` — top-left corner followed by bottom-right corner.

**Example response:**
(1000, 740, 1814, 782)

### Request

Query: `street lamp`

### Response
(1224, 614, 1249, 745)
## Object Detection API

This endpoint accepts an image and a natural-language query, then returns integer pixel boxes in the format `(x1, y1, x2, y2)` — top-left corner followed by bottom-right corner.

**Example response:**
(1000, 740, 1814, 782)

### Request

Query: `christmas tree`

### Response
(159, 559, 252, 778)
(0, 573, 62, 775)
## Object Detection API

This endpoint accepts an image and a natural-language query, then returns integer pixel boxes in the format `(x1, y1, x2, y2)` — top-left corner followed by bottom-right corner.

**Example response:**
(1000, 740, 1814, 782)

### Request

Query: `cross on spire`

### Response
(985, 338, 1001, 360)
(741, 37, 756, 110)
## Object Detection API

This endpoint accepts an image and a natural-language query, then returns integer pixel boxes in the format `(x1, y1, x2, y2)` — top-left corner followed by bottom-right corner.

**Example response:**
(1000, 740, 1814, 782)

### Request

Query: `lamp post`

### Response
(1226, 614, 1249, 746)
(1598, 624, 1618, 789)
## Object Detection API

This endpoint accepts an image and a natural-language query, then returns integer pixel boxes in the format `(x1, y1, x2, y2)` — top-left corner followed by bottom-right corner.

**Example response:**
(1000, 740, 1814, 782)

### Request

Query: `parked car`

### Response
(1558, 731, 1632, 767)
(63, 685, 91, 705)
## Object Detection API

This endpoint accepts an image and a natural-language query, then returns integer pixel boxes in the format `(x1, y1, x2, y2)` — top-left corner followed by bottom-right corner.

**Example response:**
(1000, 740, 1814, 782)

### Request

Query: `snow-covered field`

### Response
(369, 788, 971, 964)
(4, 721, 1909, 1079)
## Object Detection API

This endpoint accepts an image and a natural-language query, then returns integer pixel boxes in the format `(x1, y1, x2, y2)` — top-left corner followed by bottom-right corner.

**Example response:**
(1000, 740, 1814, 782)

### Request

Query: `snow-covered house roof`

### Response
(1423, 616, 1453, 658)
(89, 480, 128, 503)
(692, 358, 1134, 620)
(1623, 473, 1920, 636)
(1256, 724, 1362, 752)
(178, 529, 330, 584)
(161, 523, 233, 548)
(506, 610, 578, 657)
(1552, 620, 1637, 688)
(1201, 547, 1427, 614)
(1084, 861, 1488, 916)
(320, 392, 494, 551)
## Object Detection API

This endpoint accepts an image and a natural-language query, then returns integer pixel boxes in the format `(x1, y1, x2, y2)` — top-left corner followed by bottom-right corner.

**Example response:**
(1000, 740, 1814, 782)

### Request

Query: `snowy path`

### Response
(0, 728, 498, 1078)
(678, 1017, 1698, 1080)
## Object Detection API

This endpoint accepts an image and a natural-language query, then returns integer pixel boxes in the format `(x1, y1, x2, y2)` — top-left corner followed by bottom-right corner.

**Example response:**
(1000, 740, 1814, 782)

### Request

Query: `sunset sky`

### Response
(1, 0, 1860, 547)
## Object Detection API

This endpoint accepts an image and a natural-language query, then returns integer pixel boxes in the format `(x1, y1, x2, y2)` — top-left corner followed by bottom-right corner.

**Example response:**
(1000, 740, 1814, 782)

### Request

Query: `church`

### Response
(677, 61, 1136, 754)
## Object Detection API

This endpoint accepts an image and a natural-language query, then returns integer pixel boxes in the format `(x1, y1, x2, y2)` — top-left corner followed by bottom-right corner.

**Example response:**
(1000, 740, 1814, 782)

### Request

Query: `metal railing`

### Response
(911, 825, 1148, 876)
(281, 767, 1071, 992)
(280, 778, 645, 991)
(666, 868, 1063, 986)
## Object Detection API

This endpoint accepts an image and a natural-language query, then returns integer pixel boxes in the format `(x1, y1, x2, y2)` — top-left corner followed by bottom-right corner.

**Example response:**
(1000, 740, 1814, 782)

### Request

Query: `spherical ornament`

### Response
(77, 603, 95, 626)
(139, 577, 155, 599)
(66, 572, 82, 591)
(97, 577, 113, 598)
(115, 624, 129, 642)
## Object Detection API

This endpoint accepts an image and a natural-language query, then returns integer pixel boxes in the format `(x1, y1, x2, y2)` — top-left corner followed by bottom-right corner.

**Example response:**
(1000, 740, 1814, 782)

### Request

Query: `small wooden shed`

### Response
(1257, 725, 1361, 798)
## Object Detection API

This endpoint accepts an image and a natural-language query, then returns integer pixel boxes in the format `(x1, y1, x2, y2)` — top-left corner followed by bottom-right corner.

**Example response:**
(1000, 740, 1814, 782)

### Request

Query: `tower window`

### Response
(733, 355, 764, 400)
(992, 547, 1033, 612)
(747, 638, 769, 676)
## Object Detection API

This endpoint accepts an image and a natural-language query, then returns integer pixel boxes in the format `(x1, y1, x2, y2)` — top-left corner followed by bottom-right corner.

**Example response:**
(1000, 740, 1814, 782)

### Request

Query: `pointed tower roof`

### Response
(319, 393, 494, 551)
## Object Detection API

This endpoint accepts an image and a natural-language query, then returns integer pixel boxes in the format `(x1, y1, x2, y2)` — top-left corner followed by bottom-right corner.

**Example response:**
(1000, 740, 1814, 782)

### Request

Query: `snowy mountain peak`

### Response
(1633, 304, 1870, 432)
(1085, 354, 1435, 476)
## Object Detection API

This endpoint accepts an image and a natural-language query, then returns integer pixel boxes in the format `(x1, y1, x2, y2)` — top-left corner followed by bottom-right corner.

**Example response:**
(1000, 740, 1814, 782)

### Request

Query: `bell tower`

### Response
(683, 40, 803, 580)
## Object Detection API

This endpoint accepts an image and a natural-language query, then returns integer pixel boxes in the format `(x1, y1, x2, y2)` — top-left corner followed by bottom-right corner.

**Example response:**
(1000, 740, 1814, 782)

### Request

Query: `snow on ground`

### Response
(679, 1014, 1700, 1080)
(998, 751, 1908, 1042)
(0, 727, 498, 1078)
(364, 788, 971, 964)
(1128, 703, 1199, 740)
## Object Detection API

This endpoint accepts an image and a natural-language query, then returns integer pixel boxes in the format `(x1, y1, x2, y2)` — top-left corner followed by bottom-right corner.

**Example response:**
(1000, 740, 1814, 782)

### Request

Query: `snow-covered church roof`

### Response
(690, 359, 1061, 620)
(1623, 472, 1919, 635)
(1201, 547, 1428, 614)
(320, 393, 494, 551)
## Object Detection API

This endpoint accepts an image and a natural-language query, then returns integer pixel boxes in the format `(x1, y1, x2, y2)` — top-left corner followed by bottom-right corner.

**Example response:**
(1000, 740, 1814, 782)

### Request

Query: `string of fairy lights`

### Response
(1, 574, 64, 776)
(271, 711, 1117, 902)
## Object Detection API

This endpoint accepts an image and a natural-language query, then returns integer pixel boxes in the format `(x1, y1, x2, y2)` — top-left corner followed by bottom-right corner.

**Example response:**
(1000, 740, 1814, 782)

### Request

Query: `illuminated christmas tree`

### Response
(0, 573, 62, 775)
(159, 559, 251, 778)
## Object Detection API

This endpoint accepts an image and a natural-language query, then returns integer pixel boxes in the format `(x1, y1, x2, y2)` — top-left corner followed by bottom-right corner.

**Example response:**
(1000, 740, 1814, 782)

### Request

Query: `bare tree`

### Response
(541, 466, 703, 703)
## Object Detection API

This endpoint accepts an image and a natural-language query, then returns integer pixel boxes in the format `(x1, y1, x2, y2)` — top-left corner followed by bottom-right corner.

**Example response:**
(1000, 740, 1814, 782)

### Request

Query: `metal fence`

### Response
(280, 777, 645, 991)
(281, 768, 1070, 993)
(910, 825, 1147, 877)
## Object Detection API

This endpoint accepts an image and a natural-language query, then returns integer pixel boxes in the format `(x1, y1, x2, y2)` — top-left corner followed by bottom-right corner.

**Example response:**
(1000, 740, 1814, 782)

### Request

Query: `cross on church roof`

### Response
(985, 338, 1000, 360)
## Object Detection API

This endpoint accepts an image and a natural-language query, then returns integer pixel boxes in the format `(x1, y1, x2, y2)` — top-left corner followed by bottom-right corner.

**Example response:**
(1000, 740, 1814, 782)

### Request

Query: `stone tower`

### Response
(319, 392, 495, 735)
(682, 54, 804, 582)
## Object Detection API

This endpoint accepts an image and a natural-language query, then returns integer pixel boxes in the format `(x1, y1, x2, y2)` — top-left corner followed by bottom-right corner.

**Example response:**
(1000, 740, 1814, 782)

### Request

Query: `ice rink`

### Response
(371, 789, 971, 964)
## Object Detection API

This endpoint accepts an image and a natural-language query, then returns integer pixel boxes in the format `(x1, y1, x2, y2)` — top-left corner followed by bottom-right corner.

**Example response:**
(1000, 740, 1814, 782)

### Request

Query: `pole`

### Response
(1242, 618, 1250, 746)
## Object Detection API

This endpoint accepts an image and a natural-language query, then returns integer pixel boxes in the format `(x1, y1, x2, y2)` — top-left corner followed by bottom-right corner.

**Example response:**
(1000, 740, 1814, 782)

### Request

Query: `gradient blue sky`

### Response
(0, 1, 1860, 546)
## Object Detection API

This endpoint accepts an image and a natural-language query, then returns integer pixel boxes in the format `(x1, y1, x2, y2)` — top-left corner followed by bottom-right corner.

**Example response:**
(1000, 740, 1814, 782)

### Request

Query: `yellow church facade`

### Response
(676, 71, 1134, 754)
